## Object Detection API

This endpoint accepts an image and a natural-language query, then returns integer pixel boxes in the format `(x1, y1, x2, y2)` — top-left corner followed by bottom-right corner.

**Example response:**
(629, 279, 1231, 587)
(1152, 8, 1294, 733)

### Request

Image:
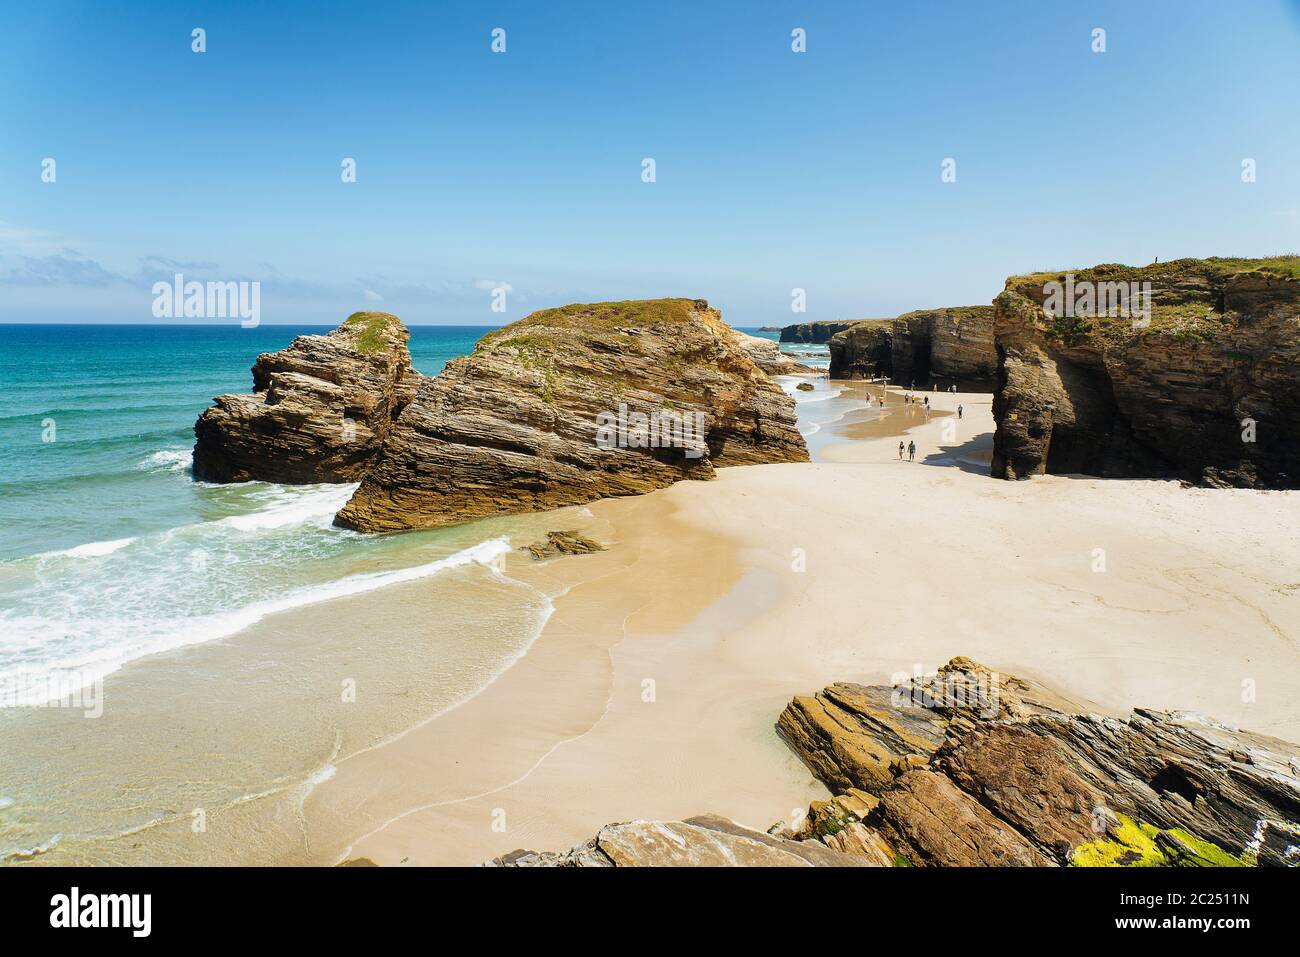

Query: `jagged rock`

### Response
(775, 682, 949, 792)
(795, 382, 814, 391)
(820, 822, 897, 865)
(487, 815, 874, 867)
(827, 307, 996, 386)
(523, 530, 606, 560)
(991, 257, 1300, 487)
(781, 657, 1300, 867)
(779, 320, 862, 344)
(193, 312, 417, 483)
(335, 299, 808, 531)
(879, 770, 1054, 867)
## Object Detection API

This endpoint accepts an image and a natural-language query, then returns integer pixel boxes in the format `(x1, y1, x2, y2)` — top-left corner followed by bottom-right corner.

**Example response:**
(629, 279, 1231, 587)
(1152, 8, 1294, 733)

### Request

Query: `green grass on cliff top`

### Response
(343, 311, 402, 355)
(477, 298, 713, 349)
(1010, 255, 1300, 288)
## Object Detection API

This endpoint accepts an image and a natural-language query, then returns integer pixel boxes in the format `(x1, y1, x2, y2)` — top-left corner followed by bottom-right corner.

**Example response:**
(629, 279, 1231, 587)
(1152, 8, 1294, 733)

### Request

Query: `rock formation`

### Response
(991, 257, 1300, 488)
(192, 312, 417, 483)
(827, 307, 996, 386)
(488, 815, 871, 867)
(336, 300, 808, 531)
(523, 530, 606, 560)
(194, 300, 809, 530)
(827, 319, 894, 380)
(778, 658, 1300, 867)
(779, 320, 861, 344)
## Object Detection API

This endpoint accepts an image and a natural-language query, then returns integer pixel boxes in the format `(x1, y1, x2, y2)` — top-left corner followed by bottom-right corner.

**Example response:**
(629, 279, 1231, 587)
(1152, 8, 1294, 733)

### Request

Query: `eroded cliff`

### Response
(828, 306, 996, 386)
(991, 258, 1300, 487)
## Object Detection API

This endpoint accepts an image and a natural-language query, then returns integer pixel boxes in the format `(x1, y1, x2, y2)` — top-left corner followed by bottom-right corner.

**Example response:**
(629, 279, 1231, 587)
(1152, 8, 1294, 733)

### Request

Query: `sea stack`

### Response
(192, 312, 417, 483)
(991, 258, 1300, 487)
(335, 298, 808, 531)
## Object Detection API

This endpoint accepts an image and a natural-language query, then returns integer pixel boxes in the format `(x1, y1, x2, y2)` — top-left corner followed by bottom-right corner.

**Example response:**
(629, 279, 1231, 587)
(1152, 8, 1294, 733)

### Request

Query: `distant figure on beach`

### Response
(898, 441, 905, 461)
(923, 396, 929, 409)
(958, 404, 963, 420)
(908, 440, 916, 462)
(951, 384, 957, 393)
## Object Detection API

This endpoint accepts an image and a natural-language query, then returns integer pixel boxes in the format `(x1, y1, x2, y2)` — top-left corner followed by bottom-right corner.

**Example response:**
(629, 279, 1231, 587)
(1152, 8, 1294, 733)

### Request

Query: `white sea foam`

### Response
(215, 484, 358, 532)
(137, 449, 193, 473)
(51, 538, 136, 559)
(0, 490, 514, 706)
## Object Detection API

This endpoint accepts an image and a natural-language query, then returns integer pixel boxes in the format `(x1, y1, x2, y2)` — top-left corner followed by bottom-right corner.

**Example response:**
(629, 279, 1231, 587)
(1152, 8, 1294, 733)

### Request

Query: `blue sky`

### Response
(2, 0, 1298, 325)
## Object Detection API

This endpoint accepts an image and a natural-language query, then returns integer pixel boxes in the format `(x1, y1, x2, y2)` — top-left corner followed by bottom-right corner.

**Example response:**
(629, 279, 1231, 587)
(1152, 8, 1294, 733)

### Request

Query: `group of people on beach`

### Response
(898, 440, 916, 462)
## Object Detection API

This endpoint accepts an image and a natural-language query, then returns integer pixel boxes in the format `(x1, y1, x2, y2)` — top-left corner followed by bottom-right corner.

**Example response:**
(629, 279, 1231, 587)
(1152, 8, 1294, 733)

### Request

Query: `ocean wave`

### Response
(0, 535, 514, 706)
(214, 484, 357, 532)
(136, 448, 193, 473)
(50, 538, 136, 559)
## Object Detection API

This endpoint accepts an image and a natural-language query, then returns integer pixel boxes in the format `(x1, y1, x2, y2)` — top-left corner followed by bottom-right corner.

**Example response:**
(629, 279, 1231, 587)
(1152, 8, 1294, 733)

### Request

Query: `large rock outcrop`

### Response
(778, 658, 1300, 867)
(991, 258, 1300, 488)
(827, 307, 996, 386)
(779, 320, 861, 344)
(336, 299, 808, 531)
(195, 300, 808, 530)
(192, 312, 417, 483)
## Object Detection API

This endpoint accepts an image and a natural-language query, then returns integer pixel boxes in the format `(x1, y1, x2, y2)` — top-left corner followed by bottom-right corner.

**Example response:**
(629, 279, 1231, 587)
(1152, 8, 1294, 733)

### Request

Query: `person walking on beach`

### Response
(898, 441, 905, 461)
(923, 396, 929, 409)
(908, 440, 916, 462)
(958, 404, 963, 420)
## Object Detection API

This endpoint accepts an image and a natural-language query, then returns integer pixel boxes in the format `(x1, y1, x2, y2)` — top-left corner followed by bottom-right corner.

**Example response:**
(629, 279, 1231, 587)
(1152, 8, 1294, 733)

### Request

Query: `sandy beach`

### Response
(308, 383, 1300, 865)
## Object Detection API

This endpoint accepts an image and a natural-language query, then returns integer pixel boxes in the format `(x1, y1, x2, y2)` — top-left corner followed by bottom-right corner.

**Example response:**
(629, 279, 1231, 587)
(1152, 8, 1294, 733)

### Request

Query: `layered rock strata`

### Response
(827, 307, 996, 386)
(192, 312, 417, 483)
(779, 320, 862, 344)
(778, 658, 1300, 867)
(991, 257, 1300, 488)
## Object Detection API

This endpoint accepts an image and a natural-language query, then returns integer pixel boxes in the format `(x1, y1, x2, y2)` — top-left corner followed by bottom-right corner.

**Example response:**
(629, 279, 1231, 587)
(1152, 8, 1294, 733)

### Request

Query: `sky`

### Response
(1, 0, 1298, 325)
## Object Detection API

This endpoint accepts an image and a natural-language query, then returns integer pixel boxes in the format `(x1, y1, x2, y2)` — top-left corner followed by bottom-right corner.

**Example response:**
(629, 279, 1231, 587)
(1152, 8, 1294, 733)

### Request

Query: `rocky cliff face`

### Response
(192, 312, 417, 483)
(827, 307, 996, 386)
(827, 319, 894, 380)
(992, 258, 1300, 488)
(195, 300, 808, 530)
(779, 320, 861, 344)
